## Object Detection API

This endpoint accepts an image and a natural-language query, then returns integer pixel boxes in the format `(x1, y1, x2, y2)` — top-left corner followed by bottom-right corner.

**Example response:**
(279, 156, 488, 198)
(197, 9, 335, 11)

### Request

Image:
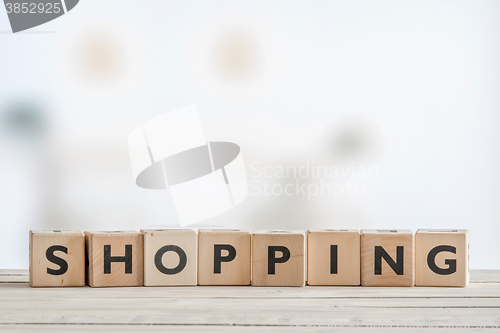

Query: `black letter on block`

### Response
(155, 245, 187, 275)
(330, 245, 338, 274)
(427, 245, 457, 275)
(46, 245, 68, 275)
(104, 245, 132, 274)
(374, 246, 404, 275)
(214, 244, 236, 274)
(268, 246, 290, 274)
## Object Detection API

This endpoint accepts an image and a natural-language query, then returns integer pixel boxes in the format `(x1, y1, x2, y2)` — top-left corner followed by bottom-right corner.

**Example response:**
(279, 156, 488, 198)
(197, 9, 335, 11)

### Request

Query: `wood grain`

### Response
(252, 230, 306, 287)
(361, 230, 414, 287)
(415, 229, 469, 287)
(29, 230, 85, 287)
(141, 229, 197, 286)
(85, 231, 143, 287)
(307, 229, 360, 285)
(198, 230, 251, 285)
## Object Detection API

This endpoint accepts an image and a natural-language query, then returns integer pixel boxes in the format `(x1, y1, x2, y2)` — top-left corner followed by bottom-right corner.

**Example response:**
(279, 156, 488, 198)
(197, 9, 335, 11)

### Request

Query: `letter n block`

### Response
(416, 229, 469, 287)
(361, 230, 414, 287)
(141, 229, 197, 286)
(252, 230, 306, 286)
(85, 231, 143, 287)
(307, 229, 360, 285)
(29, 230, 85, 287)
(198, 229, 251, 285)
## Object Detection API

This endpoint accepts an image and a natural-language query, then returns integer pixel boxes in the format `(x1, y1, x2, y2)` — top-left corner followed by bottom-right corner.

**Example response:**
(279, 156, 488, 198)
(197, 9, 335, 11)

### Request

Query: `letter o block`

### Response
(141, 229, 197, 286)
(85, 231, 143, 287)
(252, 230, 306, 287)
(361, 230, 414, 287)
(198, 229, 251, 285)
(29, 230, 85, 287)
(416, 229, 469, 287)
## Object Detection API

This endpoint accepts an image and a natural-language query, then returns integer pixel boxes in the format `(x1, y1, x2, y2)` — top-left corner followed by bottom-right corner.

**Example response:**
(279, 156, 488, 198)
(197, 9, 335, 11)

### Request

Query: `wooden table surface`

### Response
(1, 269, 499, 332)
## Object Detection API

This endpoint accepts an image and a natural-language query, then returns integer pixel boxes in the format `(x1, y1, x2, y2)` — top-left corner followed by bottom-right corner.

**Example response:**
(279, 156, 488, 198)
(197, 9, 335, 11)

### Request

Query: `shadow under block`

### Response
(29, 230, 85, 287)
(307, 230, 360, 286)
(141, 229, 197, 286)
(198, 229, 251, 285)
(85, 231, 143, 287)
(361, 230, 414, 287)
(252, 230, 306, 287)
(415, 229, 469, 287)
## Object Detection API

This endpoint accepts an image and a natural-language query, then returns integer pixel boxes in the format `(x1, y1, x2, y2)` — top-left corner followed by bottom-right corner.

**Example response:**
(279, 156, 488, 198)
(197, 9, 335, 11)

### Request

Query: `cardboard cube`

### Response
(198, 229, 251, 285)
(307, 229, 360, 285)
(415, 229, 469, 287)
(252, 230, 306, 287)
(361, 229, 414, 287)
(29, 230, 85, 287)
(141, 229, 197, 286)
(85, 231, 143, 287)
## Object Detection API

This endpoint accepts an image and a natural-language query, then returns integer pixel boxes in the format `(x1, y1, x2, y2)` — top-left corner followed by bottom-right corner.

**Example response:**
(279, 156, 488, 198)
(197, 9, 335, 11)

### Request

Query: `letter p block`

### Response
(29, 230, 85, 287)
(198, 229, 251, 285)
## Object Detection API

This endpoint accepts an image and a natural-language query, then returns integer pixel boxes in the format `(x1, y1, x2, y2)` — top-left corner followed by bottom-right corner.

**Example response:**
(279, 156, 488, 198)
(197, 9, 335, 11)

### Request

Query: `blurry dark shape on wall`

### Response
(324, 117, 385, 163)
(76, 31, 125, 82)
(211, 29, 262, 83)
(1, 100, 47, 142)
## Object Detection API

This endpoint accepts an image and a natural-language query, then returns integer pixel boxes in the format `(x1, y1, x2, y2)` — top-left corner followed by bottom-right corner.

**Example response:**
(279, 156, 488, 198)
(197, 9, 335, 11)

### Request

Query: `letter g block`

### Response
(29, 230, 85, 287)
(416, 229, 469, 287)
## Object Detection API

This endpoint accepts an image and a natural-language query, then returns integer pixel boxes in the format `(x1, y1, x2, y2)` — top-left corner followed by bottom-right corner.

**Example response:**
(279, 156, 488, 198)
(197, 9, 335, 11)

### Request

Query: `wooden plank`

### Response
(0, 324, 497, 332)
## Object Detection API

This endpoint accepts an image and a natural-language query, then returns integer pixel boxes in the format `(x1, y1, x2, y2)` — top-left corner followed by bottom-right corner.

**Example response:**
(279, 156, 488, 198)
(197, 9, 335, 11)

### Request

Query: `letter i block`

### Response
(85, 231, 143, 287)
(361, 230, 414, 287)
(29, 230, 85, 287)
(416, 229, 469, 287)
(307, 229, 360, 286)
(252, 230, 306, 287)
(198, 229, 251, 285)
(141, 229, 197, 286)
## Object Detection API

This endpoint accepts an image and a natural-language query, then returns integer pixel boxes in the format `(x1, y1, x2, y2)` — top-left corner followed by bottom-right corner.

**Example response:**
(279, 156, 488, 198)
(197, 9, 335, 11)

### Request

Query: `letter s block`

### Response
(85, 231, 143, 287)
(361, 230, 414, 287)
(198, 229, 251, 285)
(252, 230, 306, 286)
(29, 230, 85, 287)
(141, 229, 197, 286)
(416, 229, 469, 287)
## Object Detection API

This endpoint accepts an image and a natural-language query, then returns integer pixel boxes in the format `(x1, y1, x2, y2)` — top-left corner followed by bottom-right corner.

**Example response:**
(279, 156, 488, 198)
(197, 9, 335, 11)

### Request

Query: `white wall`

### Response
(0, 0, 499, 269)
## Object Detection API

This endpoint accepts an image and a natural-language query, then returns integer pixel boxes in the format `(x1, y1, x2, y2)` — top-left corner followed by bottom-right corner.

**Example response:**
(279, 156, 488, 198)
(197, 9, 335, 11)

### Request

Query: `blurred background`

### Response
(0, 0, 499, 269)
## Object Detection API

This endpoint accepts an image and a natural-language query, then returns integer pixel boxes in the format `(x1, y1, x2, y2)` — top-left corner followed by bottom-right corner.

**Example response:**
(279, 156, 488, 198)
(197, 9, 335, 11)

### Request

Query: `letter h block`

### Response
(252, 230, 306, 286)
(416, 229, 469, 287)
(85, 231, 143, 287)
(198, 229, 251, 285)
(141, 229, 197, 286)
(361, 230, 414, 287)
(29, 230, 85, 287)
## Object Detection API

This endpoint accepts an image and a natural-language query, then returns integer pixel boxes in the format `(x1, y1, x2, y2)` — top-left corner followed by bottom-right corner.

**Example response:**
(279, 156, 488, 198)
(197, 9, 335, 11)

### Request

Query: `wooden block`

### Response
(198, 229, 251, 285)
(29, 230, 85, 287)
(252, 230, 306, 287)
(361, 229, 414, 287)
(141, 229, 197, 286)
(85, 231, 143, 287)
(307, 229, 360, 286)
(416, 229, 469, 287)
